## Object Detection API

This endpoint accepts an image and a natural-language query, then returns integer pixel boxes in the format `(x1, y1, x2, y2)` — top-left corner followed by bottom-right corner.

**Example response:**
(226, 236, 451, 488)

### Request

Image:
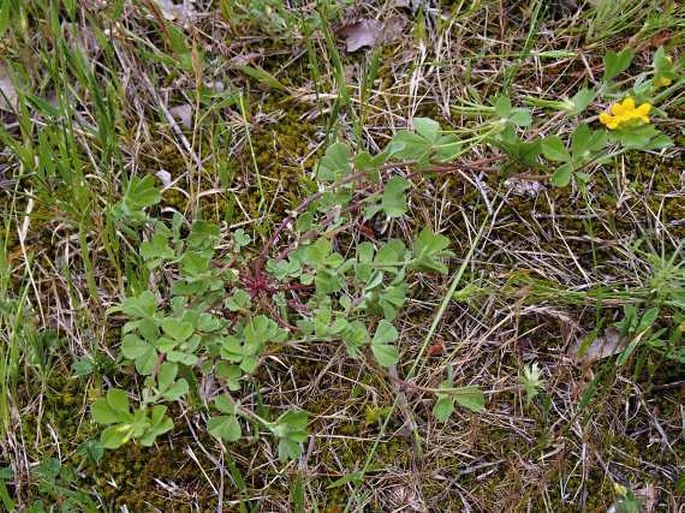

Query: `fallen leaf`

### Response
(230, 53, 262, 67)
(0, 66, 18, 112)
(381, 16, 406, 45)
(169, 103, 193, 129)
(569, 327, 628, 363)
(340, 20, 383, 52)
(338, 16, 407, 53)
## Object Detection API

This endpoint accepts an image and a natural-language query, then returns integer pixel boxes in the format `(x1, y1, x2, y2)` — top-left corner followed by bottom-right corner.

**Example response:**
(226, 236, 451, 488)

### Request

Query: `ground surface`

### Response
(0, 1, 684, 512)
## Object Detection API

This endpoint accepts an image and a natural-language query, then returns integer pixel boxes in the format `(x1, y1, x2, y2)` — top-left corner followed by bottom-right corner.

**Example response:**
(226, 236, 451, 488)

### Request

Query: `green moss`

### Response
(239, 101, 320, 218)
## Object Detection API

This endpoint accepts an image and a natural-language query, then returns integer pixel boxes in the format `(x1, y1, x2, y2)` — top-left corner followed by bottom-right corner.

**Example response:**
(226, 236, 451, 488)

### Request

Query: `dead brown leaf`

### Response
(569, 327, 628, 363)
(381, 16, 406, 45)
(339, 17, 406, 53)
(340, 19, 383, 53)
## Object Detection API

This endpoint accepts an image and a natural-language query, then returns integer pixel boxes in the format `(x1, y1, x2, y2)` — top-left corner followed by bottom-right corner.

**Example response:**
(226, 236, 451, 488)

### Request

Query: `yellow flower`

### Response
(599, 112, 620, 129)
(634, 102, 651, 123)
(599, 97, 652, 130)
(610, 97, 635, 116)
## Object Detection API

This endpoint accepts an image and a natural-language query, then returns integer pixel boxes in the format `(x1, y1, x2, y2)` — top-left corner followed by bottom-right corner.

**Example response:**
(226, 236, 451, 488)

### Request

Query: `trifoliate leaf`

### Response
(215, 361, 242, 391)
(386, 131, 432, 167)
(140, 233, 174, 267)
(156, 362, 178, 393)
(493, 95, 512, 118)
(566, 88, 595, 116)
(372, 342, 399, 367)
(161, 378, 188, 401)
(107, 389, 130, 415)
(187, 220, 220, 251)
(410, 228, 453, 274)
(364, 176, 410, 219)
(277, 438, 302, 461)
(121, 335, 157, 375)
(509, 108, 532, 127)
(208, 415, 241, 442)
(603, 48, 634, 83)
(124, 175, 161, 211)
(119, 291, 157, 319)
(92, 399, 121, 425)
(571, 123, 592, 156)
(214, 394, 237, 415)
(122, 334, 151, 359)
(341, 320, 370, 358)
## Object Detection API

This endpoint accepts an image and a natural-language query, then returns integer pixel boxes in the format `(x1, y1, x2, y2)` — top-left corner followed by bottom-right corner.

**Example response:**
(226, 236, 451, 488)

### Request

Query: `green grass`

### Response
(0, 0, 683, 511)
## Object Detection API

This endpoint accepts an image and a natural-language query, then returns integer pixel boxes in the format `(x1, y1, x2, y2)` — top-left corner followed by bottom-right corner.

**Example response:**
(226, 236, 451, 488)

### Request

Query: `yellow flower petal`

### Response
(611, 103, 626, 116)
(599, 112, 620, 130)
(637, 102, 651, 114)
(616, 113, 631, 124)
(600, 97, 653, 130)
(599, 112, 612, 126)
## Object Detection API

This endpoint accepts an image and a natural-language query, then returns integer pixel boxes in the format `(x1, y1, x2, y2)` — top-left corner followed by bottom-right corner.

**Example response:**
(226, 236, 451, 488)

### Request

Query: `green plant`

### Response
(613, 243, 685, 366)
(93, 117, 487, 460)
(433, 367, 486, 422)
(519, 362, 544, 406)
(541, 123, 608, 187)
(91, 45, 683, 462)
(221, 0, 350, 36)
(25, 458, 98, 513)
(614, 303, 684, 366)
(0, 467, 14, 512)
(488, 46, 681, 187)
(613, 482, 642, 513)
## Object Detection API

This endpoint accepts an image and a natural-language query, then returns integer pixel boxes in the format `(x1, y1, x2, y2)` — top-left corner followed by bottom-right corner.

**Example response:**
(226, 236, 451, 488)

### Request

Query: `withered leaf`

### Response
(340, 19, 383, 53)
(570, 327, 627, 363)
